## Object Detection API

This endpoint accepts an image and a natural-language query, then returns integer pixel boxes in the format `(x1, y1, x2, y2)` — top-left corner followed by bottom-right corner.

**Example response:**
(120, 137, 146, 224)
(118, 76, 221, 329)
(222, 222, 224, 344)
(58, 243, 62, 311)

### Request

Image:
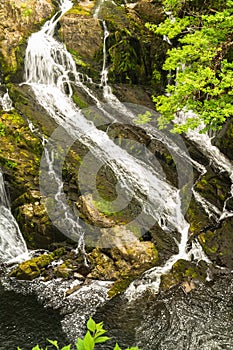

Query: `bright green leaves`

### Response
(76, 318, 111, 350)
(147, 0, 233, 132)
(86, 318, 96, 333)
(47, 339, 71, 350)
(134, 111, 152, 125)
(148, 17, 193, 40)
(18, 318, 140, 350)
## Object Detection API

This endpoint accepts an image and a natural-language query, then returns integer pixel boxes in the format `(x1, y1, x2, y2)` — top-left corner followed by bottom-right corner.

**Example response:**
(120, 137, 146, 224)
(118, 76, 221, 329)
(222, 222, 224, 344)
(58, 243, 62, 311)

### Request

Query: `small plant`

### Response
(17, 318, 140, 350)
(134, 111, 152, 125)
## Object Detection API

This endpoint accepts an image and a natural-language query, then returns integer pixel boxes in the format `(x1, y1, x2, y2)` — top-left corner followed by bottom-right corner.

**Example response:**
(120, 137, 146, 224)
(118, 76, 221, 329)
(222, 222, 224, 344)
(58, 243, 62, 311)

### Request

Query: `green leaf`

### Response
(32, 346, 42, 350)
(94, 336, 111, 344)
(86, 317, 96, 333)
(113, 343, 122, 350)
(61, 346, 71, 350)
(76, 338, 85, 350)
(47, 339, 59, 349)
(83, 331, 95, 350)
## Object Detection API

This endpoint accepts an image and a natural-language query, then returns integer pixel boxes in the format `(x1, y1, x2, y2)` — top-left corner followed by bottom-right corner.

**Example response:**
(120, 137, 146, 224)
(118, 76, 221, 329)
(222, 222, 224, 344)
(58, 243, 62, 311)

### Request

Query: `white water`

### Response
(0, 88, 13, 112)
(0, 171, 28, 264)
(176, 110, 233, 221)
(25, 0, 190, 236)
(22, 0, 216, 299)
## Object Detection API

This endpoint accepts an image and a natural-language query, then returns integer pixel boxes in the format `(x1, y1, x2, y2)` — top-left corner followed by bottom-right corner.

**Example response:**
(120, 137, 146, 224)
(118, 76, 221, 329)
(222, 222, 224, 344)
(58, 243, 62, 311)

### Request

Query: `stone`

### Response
(88, 225, 158, 282)
(0, 0, 54, 75)
(10, 253, 54, 280)
(198, 217, 233, 269)
(76, 193, 116, 228)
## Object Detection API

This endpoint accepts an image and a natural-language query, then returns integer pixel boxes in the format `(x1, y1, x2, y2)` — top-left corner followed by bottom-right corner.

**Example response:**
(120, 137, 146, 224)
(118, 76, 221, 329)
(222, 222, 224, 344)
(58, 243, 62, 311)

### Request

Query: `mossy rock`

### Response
(185, 195, 215, 235)
(198, 217, 233, 269)
(87, 226, 158, 285)
(10, 253, 55, 280)
(195, 168, 231, 211)
(160, 259, 208, 291)
(0, 0, 55, 79)
(108, 275, 135, 298)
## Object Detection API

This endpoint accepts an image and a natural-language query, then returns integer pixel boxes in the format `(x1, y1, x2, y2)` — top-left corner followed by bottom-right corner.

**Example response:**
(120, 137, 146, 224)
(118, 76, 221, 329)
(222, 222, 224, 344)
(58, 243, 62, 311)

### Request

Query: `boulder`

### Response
(88, 225, 158, 282)
(198, 217, 233, 269)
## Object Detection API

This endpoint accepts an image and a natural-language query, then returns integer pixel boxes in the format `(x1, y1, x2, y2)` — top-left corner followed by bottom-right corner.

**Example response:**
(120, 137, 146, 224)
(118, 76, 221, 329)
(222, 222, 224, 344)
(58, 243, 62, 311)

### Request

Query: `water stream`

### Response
(0, 170, 28, 264)
(1, 0, 233, 348)
(24, 0, 194, 282)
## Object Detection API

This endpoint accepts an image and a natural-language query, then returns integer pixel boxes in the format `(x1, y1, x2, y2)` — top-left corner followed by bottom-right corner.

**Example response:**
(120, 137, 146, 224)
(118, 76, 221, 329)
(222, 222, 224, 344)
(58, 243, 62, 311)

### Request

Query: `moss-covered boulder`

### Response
(88, 225, 158, 283)
(9, 246, 90, 280)
(59, 6, 102, 76)
(198, 217, 233, 269)
(10, 252, 55, 280)
(194, 167, 231, 211)
(160, 259, 208, 292)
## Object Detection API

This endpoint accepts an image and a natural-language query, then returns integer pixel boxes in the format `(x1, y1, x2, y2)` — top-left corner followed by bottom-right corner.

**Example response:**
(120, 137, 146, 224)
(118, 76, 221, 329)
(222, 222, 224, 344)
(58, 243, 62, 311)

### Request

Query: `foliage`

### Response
(17, 318, 140, 350)
(134, 111, 152, 125)
(0, 122, 6, 136)
(146, 0, 233, 133)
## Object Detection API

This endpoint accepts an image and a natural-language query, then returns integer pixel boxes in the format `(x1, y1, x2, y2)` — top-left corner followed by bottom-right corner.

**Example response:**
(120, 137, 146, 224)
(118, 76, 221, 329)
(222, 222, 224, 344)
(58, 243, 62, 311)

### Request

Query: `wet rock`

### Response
(88, 225, 158, 283)
(10, 253, 54, 280)
(59, 12, 102, 67)
(213, 119, 233, 161)
(198, 217, 233, 269)
(185, 195, 217, 236)
(194, 167, 231, 211)
(160, 259, 208, 291)
(76, 193, 116, 228)
(10, 247, 90, 281)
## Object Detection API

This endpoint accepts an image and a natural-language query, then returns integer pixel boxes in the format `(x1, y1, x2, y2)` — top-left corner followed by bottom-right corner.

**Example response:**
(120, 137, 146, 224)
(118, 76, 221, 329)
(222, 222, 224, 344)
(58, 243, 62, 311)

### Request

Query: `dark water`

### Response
(0, 285, 68, 350)
(94, 273, 233, 350)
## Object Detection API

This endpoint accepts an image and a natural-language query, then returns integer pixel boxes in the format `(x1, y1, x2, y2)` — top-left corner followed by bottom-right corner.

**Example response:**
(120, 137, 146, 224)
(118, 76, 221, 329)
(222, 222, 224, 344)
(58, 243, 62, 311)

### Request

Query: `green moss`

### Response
(66, 4, 91, 16)
(160, 259, 208, 291)
(10, 253, 55, 280)
(72, 93, 89, 109)
(108, 276, 135, 298)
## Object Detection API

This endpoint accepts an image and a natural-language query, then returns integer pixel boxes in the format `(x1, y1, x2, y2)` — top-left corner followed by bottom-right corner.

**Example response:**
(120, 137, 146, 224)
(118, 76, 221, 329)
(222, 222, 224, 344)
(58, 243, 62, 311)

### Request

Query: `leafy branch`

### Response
(17, 318, 140, 350)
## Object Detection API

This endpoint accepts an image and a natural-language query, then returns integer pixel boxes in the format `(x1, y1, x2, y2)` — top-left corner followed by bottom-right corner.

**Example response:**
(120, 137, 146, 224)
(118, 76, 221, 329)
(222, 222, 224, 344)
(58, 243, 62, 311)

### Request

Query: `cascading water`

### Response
(0, 85, 13, 112)
(1, 0, 232, 348)
(176, 110, 233, 221)
(24, 0, 193, 277)
(0, 170, 28, 264)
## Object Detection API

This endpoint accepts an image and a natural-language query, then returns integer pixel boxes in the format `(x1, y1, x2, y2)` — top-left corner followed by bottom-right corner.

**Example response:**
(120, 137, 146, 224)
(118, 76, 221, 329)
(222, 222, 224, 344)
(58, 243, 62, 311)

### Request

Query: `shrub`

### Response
(17, 317, 140, 350)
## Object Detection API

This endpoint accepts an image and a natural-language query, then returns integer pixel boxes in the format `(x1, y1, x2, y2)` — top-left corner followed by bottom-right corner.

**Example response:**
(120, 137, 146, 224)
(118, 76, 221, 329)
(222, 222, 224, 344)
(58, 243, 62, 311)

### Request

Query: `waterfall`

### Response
(22, 0, 214, 297)
(175, 110, 233, 221)
(0, 170, 28, 264)
(0, 87, 13, 112)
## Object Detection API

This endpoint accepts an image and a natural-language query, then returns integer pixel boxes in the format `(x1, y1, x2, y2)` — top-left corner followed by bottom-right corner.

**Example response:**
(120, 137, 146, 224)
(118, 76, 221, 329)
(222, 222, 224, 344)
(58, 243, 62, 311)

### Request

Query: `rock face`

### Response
(59, 7, 102, 71)
(198, 218, 233, 269)
(1, 0, 233, 296)
(213, 119, 233, 161)
(0, 0, 54, 75)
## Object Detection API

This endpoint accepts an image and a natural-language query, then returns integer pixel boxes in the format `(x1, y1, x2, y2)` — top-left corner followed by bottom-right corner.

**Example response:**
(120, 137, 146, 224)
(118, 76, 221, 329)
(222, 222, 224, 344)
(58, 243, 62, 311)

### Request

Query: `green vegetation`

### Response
(17, 318, 140, 350)
(134, 111, 152, 125)
(146, 0, 233, 133)
(0, 121, 6, 136)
